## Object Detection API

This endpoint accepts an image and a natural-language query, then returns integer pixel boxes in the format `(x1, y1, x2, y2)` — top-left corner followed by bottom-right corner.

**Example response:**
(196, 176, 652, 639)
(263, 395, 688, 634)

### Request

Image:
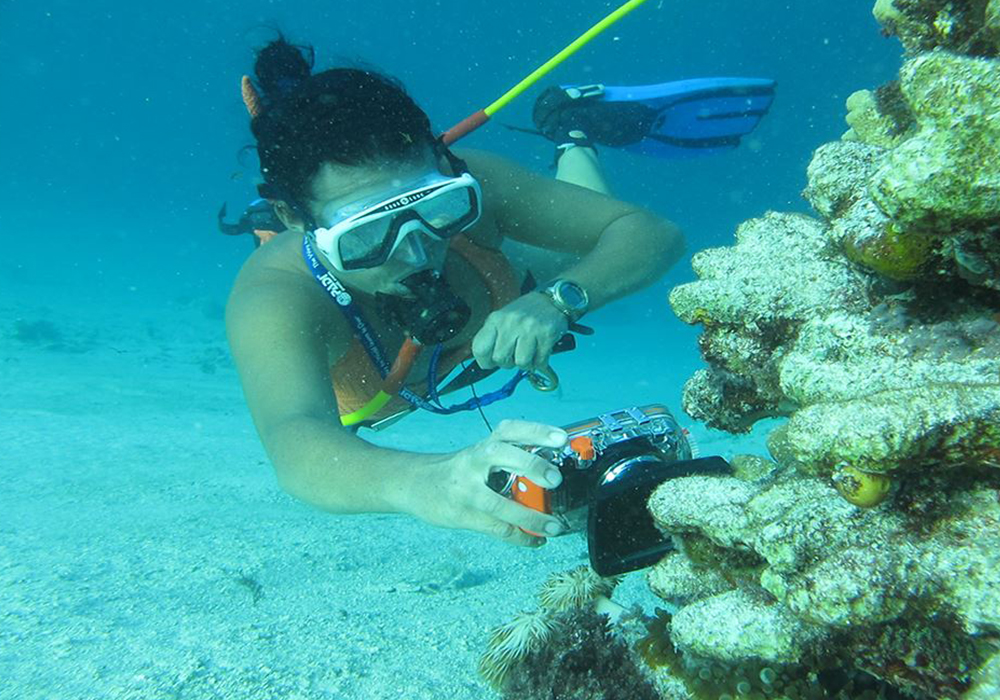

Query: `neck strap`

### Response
(301, 237, 527, 423)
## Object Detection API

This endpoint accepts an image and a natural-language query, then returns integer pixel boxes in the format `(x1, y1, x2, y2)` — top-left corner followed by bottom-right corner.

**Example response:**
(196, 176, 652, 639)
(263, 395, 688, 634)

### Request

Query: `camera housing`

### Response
(501, 404, 731, 576)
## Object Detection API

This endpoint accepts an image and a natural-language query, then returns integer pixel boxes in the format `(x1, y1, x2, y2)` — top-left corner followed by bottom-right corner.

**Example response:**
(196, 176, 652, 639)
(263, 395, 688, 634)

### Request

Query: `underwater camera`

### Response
(495, 405, 730, 577)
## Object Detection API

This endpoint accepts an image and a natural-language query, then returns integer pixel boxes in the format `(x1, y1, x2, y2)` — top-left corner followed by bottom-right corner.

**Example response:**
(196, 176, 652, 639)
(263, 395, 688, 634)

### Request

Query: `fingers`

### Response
(531, 339, 554, 373)
(514, 335, 538, 370)
(472, 304, 565, 372)
(433, 420, 571, 548)
(467, 516, 544, 547)
(470, 420, 570, 545)
(432, 497, 548, 547)
(480, 491, 565, 540)
(473, 318, 527, 370)
(471, 323, 499, 369)
(479, 440, 562, 489)
(462, 491, 564, 546)
(490, 418, 568, 451)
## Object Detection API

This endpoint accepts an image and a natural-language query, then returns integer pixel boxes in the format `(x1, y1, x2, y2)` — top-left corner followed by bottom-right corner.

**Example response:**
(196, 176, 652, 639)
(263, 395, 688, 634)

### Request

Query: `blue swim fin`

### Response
(530, 78, 777, 158)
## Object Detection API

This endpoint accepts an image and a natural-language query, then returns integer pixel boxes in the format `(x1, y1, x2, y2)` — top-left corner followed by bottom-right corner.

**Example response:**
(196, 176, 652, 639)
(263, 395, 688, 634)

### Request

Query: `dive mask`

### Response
(311, 171, 482, 272)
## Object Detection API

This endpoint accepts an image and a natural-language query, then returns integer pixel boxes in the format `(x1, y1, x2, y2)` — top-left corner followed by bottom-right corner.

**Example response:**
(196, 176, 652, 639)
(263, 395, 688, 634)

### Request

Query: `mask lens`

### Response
(338, 217, 394, 269)
(412, 186, 476, 232)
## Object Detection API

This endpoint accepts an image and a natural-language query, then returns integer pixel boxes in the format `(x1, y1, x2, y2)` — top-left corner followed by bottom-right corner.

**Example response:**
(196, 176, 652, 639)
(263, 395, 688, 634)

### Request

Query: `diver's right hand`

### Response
(403, 420, 569, 546)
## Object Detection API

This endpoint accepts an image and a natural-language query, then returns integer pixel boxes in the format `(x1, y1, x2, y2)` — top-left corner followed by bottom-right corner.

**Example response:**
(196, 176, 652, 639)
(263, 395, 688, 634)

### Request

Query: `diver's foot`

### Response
(533, 86, 599, 145)
(532, 84, 651, 148)
(556, 129, 594, 152)
(552, 129, 596, 166)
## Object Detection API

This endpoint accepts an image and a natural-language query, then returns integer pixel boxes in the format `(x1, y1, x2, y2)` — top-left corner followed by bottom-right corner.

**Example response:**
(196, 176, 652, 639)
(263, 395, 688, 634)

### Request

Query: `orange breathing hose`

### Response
(382, 338, 422, 394)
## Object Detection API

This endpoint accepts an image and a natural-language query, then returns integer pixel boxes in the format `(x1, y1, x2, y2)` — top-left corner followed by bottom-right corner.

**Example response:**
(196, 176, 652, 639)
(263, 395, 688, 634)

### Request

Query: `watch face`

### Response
(557, 281, 587, 309)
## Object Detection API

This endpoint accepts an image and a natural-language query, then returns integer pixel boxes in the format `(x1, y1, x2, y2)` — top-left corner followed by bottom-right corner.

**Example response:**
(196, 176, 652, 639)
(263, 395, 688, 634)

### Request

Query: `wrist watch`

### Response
(539, 279, 589, 323)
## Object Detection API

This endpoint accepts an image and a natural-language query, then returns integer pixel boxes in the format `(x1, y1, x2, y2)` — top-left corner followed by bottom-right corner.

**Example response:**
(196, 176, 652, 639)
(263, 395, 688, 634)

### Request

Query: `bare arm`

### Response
(225, 261, 422, 514)
(225, 250, 568, 543)
(464, 148, 685, 311)
(460, 148, 685, 371)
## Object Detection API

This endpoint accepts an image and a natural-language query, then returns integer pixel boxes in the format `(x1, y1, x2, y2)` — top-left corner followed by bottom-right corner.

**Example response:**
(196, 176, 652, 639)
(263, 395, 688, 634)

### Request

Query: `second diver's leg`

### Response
(554, 135, 611, 195)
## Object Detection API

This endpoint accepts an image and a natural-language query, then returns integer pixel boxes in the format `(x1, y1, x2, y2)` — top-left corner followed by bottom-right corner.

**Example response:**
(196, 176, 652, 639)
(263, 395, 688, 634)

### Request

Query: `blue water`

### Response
(0, 1, 903, 697)
(2, 0, 898, 302)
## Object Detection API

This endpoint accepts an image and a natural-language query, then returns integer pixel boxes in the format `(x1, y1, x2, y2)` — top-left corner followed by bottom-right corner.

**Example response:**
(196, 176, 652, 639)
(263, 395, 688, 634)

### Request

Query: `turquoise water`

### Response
(2, 0, 899, 298)
(1, 2, 904, 698)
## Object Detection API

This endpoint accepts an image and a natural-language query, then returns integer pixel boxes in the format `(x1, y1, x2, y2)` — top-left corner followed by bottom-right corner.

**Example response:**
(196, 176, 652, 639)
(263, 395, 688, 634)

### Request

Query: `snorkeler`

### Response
(225, 37, 772, 547)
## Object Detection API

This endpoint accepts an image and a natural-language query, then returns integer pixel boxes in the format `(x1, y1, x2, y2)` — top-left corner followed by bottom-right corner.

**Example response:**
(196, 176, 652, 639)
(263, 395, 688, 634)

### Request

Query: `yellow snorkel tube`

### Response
(341, 0, 652, 427)
(441, 0, 651, 146)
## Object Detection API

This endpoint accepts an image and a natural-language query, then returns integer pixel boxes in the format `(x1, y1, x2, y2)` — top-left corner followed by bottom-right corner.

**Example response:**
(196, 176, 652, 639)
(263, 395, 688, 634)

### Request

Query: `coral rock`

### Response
(670, 588, 826, 664)
(842, 87, 914, 148)
(873, 0, 999, 56)
(646, 552, 734, 607)
(869, 51, 1000, 236)
(649, 467, 1000, 635)
(966, 650, 1000, 699)
(776, 383, 1000, 476)
(804, 141, 887, 219)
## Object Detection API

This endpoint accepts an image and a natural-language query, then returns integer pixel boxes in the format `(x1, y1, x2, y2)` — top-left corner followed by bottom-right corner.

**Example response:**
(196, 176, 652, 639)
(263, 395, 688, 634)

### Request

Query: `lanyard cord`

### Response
(302, 237, 527, 419)
(425, 343, 528, 414)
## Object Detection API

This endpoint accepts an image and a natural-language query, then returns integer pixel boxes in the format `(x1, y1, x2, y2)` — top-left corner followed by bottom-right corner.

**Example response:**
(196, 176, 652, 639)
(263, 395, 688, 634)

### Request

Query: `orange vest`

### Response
(331, 236, 521, 422)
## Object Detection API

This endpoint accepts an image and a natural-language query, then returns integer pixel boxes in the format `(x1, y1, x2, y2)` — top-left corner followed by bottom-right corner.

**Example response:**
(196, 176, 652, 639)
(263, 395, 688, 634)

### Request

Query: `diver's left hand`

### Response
(472, 292, 569, 371)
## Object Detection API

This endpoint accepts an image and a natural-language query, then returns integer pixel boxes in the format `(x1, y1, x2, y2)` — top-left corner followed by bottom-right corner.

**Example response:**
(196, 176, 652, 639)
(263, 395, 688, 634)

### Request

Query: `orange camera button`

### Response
(570, 435, 595, 460)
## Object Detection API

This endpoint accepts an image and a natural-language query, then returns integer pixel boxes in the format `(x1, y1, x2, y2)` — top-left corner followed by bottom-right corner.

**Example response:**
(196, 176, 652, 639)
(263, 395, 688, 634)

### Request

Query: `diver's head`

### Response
(248, 37, 454, 295)
(299, 157, 459, 296)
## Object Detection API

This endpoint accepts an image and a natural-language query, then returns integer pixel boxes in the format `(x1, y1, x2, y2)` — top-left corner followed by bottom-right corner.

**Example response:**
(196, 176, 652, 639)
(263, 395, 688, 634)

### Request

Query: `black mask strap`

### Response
(434, 138, 472, 176)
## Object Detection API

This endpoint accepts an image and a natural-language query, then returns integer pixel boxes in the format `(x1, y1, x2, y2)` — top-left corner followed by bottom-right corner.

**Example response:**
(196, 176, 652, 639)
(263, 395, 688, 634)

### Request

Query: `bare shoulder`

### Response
(225, 233, 350, 435)
(230, 231, 307, 291)
(227, 233, 347, 358)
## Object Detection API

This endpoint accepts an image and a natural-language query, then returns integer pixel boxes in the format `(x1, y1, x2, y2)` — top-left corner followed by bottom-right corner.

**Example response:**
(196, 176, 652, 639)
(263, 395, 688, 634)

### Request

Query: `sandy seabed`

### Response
(0, 284, 769, 700)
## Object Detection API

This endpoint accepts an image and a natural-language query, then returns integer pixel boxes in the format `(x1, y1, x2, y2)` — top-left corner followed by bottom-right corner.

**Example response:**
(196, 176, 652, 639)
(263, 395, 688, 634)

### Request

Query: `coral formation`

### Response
(868, 52, 1000, 240)
(483, 5, 1000, 699)
(641, 463, 999, 698)
(873, 0, 1000, 56)
(641, 4, 1000, 700)
(842, 83, 915, 148)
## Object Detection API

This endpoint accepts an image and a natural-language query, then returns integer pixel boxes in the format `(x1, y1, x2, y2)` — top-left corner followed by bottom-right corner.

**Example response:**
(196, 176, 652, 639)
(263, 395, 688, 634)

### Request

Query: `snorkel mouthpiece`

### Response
(376, 269, 471, 345)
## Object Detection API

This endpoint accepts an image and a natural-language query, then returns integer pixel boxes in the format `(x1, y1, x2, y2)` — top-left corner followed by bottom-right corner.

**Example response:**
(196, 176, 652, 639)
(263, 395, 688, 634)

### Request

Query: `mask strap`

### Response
(434, 137, 471, 176)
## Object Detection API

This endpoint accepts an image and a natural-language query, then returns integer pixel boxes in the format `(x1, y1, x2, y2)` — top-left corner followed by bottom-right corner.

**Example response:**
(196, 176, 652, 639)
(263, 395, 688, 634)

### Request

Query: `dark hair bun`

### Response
(247, 36, 437, 204)
(254, 37, 314, 101)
